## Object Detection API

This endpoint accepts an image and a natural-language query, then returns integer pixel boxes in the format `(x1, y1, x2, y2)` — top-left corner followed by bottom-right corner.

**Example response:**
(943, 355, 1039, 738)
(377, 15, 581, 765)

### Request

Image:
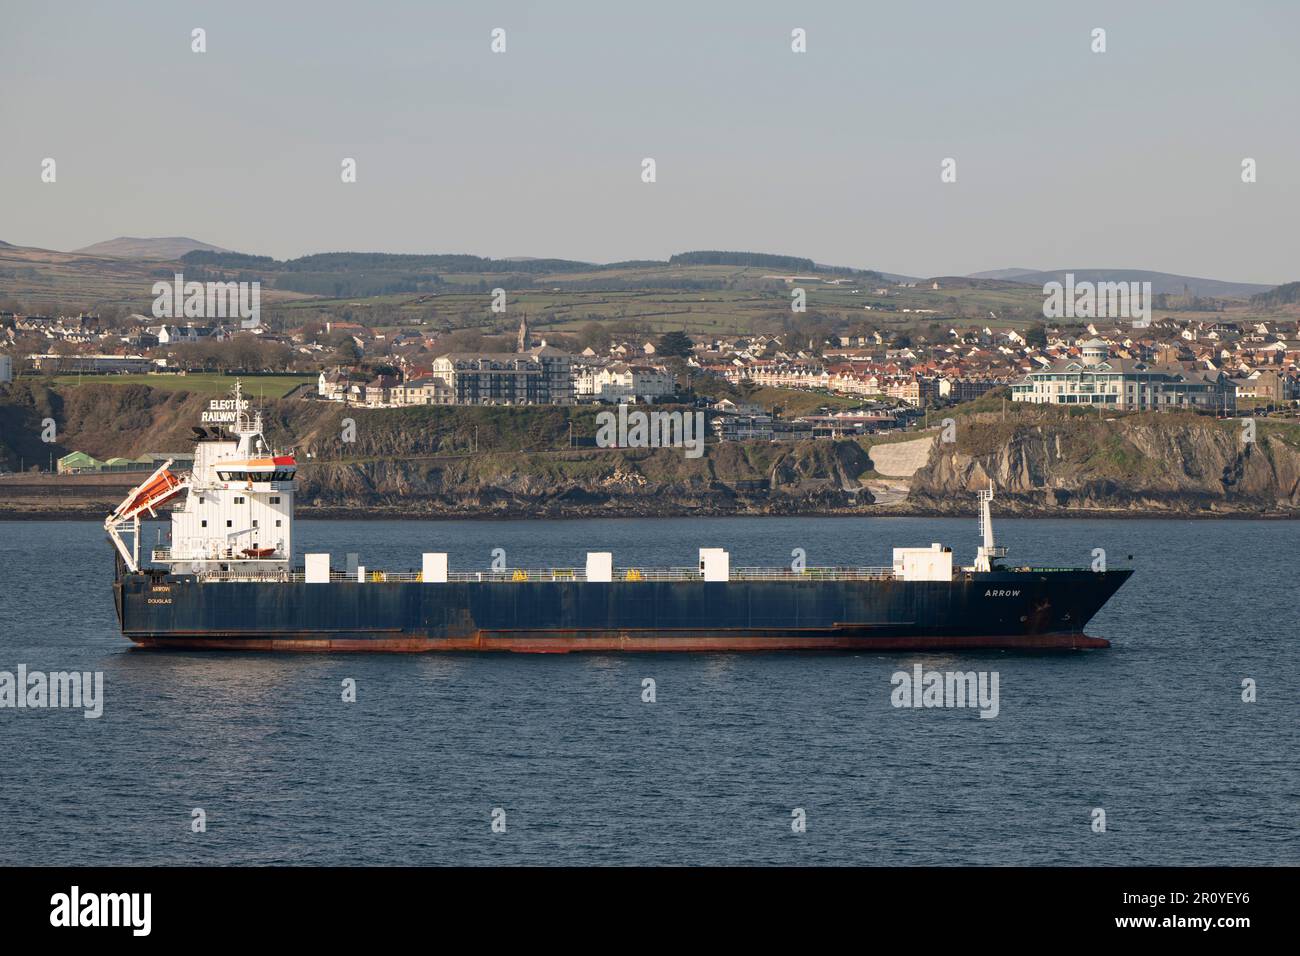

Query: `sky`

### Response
(2, 0, 1297, 283)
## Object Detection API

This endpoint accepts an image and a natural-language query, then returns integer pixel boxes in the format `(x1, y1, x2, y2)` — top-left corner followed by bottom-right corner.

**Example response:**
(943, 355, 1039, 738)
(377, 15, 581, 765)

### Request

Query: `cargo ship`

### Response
(108, 383, 1132, 652)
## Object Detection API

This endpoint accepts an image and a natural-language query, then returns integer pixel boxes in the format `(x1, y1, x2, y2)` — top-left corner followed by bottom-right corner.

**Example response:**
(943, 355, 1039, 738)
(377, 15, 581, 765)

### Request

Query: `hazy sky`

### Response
(3, 0, 1297, 282)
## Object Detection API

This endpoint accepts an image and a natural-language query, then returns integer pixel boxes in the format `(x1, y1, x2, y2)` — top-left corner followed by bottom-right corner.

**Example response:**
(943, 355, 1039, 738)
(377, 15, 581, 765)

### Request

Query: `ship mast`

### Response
(973, 481, 1007, 572)
(230, 379, 258, 455)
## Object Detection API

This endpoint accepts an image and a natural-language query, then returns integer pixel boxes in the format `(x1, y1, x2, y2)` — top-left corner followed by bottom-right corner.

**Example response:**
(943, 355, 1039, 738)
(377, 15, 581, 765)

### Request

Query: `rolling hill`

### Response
(1, 236, 1287, 337)
(71, 236, 228, 259)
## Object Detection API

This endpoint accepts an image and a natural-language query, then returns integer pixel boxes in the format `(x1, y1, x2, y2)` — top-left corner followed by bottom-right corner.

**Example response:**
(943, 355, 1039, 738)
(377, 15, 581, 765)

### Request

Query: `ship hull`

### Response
(115, 570, 1132, 652)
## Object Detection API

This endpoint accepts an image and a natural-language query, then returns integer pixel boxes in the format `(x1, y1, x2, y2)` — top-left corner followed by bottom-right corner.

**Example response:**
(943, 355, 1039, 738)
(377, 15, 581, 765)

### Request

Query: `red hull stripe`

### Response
(128, 632, 1110, 652)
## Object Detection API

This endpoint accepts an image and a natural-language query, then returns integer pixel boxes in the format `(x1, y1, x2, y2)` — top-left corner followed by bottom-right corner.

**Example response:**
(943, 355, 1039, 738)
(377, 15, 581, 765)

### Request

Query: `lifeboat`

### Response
(112, 467, 185, 519)
(241, 547, 277, 559)
(105, 459, 192, 573)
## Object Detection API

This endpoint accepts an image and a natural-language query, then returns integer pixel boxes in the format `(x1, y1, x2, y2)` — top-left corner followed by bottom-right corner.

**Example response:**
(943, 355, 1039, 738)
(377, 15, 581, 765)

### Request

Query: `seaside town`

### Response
(6, 307, 1297, 416)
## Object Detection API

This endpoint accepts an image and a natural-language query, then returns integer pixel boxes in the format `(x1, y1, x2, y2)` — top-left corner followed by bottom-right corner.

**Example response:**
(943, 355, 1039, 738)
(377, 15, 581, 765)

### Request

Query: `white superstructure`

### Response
(106, 381, 296, 574)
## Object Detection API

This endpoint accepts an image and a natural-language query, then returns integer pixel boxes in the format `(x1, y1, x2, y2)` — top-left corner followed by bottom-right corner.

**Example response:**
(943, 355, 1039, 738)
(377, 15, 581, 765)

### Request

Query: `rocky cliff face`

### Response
(908, 411, 1300, 514)
(6, 382, 1300, 517)
(0, 382, 877, 516)
(294, 438, 875, 517)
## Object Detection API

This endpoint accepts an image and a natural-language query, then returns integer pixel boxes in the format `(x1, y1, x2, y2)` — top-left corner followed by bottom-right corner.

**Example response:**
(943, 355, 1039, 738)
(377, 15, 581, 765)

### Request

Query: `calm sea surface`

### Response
(0, 517, 1296, 866)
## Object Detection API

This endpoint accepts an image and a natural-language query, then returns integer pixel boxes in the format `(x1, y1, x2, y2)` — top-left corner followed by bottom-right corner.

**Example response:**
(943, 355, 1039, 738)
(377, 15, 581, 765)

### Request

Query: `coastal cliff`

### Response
(0, 383, 874, 517)
(2, 381, 1299, 517)
(905, 409, 1300, 515)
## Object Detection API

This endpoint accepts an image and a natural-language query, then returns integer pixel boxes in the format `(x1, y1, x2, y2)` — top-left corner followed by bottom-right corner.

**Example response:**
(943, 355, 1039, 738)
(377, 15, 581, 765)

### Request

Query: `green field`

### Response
(47, 373, 316, 398)
(277, 281, 1058, 339)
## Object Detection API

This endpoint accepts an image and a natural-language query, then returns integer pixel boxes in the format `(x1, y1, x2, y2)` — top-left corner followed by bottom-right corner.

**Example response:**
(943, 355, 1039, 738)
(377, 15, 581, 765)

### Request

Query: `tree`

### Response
(657, 330, 694, 358)
(227, 334, 265, 371)
(1025, 323, 1048, 349)
(334, 340, 362, 365)
(578, 321, 611, 354)
(444, 329, 486, 352)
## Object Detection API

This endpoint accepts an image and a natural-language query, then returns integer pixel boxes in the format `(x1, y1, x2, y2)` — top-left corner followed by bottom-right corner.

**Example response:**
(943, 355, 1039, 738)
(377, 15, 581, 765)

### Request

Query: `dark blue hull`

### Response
(114, 568, 1132, 651)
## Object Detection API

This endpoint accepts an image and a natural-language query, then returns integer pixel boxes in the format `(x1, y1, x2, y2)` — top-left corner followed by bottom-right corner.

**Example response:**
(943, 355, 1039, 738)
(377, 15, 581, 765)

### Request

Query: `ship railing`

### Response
(444, 567, 897, 582)
(154, 548, 287, 564)
(196, 568, 302, 583)
(189, 566, 897, 583)
(435, 569, 693, 582)
(733, 566, 895, 581)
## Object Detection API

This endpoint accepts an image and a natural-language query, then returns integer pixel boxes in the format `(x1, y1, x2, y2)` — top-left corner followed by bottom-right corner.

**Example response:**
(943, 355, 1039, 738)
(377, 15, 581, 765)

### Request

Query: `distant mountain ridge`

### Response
(966, 268, 1042, 281)
(965, 267, 1272, 298)
(0, 235, 1282, 301)
(72, 236, 228, 259)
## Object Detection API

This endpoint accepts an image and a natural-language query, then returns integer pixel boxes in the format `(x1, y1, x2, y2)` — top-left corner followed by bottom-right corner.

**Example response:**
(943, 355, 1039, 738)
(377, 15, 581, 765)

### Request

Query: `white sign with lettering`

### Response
(201, 398, 248, 424)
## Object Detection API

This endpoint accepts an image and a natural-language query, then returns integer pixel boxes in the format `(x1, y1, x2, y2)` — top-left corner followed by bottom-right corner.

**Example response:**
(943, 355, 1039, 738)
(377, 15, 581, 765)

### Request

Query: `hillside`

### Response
(0, 242, 971, 338)
(966, 268, 1043, 281)
(4, 238, 1286, 343)
(0, 242, 315, 311)
(1250, 280, 1300, 309)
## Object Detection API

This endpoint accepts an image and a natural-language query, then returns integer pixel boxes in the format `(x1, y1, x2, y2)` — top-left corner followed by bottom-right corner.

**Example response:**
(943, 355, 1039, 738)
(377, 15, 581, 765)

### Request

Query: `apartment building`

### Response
(430, 353, 545, 405)
(1011, 339, 1236, 412)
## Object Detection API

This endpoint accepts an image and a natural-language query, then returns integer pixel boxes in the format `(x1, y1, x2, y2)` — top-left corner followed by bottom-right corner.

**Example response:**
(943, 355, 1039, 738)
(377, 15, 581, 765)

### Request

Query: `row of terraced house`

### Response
(717, 359, 1003, 407)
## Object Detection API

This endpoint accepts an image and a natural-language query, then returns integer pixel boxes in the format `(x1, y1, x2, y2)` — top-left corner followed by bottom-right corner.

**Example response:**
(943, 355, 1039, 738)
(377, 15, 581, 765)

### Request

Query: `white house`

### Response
(590, 363, 675, 402)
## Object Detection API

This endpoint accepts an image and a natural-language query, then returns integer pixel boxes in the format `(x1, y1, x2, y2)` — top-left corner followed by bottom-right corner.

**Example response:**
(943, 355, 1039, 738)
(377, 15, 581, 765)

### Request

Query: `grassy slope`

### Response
(46, 373, 315, 398)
